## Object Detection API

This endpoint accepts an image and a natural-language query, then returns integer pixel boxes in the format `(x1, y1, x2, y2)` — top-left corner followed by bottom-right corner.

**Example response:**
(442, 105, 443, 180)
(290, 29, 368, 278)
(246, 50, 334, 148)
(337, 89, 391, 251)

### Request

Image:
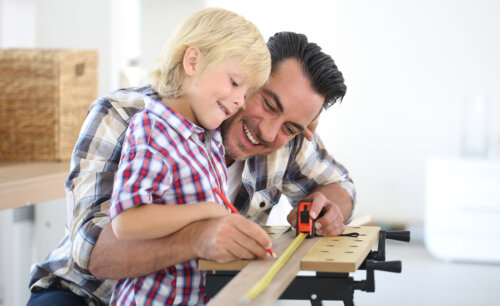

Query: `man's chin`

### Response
(225, 146, 250, 162)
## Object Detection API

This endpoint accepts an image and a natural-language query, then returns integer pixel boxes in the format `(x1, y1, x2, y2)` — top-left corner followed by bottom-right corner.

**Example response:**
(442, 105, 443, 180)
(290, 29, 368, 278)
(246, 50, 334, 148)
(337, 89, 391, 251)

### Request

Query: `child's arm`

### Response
(111, 202, 229, 240)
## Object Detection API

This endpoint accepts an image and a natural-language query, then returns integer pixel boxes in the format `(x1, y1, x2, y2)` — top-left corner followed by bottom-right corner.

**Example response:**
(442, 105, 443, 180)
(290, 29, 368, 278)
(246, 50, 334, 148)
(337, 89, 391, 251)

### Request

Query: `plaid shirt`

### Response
(109, 95, 226, 305)
(29, 86, 355, 305)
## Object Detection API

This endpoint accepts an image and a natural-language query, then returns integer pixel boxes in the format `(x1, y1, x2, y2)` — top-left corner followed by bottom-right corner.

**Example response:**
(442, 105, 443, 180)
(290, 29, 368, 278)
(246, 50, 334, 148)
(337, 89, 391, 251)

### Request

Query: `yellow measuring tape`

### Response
(241, 232, 308, 303)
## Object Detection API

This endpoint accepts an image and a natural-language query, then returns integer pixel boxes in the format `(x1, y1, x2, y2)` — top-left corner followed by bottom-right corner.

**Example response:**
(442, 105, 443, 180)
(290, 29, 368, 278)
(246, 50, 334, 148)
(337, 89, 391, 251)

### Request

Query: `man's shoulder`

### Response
(90, 86, 156, 121)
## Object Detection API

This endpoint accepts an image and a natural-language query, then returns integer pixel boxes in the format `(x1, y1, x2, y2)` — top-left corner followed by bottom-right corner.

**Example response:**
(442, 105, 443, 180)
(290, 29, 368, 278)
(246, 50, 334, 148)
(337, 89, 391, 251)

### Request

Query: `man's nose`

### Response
(258, 118, 281, 143)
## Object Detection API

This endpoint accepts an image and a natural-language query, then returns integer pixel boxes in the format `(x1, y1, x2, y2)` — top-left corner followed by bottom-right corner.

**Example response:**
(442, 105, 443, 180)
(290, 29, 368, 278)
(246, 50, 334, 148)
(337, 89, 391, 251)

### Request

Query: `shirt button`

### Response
(259, 201, 266, 208)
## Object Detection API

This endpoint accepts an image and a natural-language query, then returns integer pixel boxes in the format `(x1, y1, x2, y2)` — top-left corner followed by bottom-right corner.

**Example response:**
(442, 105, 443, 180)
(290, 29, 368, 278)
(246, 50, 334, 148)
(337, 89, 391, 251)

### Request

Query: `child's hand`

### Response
(194, 214, 272, 263)
(205, 201, 231, 218)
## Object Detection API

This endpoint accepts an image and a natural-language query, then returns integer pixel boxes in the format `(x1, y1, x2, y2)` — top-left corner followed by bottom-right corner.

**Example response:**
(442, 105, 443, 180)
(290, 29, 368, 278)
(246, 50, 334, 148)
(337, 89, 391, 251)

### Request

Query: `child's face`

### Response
(187, 56, 249, 130)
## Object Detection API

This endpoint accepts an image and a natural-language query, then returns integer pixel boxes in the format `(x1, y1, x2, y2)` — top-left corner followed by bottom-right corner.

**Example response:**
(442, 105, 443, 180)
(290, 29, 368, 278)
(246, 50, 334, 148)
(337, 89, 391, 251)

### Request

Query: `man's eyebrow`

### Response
(262, 88, 283, 113)
(290, 122, 305, 132)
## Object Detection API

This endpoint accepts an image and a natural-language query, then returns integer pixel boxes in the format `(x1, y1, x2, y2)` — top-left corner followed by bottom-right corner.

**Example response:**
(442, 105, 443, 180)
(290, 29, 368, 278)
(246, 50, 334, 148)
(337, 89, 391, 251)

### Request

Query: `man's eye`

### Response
(264, 99, 275, 112)
(284, 125, 297, 135)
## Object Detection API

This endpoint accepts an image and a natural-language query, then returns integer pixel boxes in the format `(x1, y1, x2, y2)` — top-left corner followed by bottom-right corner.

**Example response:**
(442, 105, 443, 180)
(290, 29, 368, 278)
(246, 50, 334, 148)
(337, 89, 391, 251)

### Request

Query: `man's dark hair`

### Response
(267, 32, 346, 109)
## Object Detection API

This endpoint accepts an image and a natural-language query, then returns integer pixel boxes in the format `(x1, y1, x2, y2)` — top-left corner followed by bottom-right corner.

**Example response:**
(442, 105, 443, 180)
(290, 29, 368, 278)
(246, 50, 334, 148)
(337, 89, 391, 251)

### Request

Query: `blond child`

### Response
(108, 8, 270, 305)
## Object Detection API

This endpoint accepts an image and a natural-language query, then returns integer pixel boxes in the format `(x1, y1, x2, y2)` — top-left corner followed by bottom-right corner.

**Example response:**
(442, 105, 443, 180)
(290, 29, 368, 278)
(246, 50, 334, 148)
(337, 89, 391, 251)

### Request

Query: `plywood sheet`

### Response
(300, 225, 380, 272)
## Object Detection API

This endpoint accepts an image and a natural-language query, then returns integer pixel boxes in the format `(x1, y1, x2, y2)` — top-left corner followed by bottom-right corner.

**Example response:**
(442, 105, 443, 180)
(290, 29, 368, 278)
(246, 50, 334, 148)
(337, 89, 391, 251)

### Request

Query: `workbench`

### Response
(200, 226, 409, 306)
(0, 161, 69, 210)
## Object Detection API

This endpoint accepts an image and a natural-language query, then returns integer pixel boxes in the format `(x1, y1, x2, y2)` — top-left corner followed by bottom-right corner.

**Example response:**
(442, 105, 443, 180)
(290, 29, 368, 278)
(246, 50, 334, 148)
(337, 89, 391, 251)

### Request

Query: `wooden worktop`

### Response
(0, 161, 69, 210)
(205, 226, 380, 306)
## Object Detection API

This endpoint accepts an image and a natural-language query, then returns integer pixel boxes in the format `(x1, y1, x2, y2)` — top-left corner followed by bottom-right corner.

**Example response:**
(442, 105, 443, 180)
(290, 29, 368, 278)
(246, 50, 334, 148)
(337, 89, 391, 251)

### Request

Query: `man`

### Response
(28, 32, 355, 305)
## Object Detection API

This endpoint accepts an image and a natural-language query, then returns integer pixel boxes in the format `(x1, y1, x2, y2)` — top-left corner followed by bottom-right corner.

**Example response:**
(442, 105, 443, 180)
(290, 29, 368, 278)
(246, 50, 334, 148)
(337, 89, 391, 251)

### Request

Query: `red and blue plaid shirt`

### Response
(109, 94, 227, 305)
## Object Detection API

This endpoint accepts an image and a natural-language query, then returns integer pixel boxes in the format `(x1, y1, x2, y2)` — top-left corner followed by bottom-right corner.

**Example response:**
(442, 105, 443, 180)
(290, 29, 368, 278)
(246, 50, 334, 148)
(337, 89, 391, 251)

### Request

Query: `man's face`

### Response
(222, 58, 325, 162)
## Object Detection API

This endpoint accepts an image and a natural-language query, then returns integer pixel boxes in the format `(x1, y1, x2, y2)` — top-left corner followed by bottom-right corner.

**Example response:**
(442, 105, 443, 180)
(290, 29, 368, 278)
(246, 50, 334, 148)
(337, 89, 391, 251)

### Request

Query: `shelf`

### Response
(0, 161, 69, 210)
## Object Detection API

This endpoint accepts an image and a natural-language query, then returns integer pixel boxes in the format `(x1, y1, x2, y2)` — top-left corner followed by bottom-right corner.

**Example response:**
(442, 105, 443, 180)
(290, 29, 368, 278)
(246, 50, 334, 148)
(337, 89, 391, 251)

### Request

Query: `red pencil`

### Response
(213, 188, 277, 258)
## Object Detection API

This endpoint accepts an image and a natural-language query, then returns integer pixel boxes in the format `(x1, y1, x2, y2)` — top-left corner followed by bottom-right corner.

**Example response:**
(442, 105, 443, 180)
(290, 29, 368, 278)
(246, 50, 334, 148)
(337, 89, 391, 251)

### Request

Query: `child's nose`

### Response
(232, 89, 246, 108)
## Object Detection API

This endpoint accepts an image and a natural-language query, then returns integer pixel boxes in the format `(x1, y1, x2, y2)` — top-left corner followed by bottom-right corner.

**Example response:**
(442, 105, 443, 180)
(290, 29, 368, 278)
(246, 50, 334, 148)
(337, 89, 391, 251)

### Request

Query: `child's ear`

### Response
(183, 46, 202, 77)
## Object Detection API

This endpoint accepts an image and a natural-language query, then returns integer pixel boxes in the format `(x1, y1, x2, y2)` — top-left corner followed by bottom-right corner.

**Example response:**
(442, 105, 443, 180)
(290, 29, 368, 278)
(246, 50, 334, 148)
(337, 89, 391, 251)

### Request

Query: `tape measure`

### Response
(296, 200, 316, 238)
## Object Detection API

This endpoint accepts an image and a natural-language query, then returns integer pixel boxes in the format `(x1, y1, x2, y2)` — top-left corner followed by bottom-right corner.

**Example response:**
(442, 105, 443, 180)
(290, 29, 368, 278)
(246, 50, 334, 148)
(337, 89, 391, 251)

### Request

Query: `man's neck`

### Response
(225, 155, 235, 167)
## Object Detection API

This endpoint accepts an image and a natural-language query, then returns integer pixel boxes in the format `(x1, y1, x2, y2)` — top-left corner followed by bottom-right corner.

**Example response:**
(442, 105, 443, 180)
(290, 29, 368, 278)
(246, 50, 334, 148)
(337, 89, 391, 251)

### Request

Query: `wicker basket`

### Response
(0, 49, 98, 160)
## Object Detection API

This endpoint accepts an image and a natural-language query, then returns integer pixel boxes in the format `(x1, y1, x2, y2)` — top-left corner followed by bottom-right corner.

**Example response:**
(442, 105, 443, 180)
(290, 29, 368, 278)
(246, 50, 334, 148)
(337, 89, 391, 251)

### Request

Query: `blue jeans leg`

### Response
(27, 287, 88, 306)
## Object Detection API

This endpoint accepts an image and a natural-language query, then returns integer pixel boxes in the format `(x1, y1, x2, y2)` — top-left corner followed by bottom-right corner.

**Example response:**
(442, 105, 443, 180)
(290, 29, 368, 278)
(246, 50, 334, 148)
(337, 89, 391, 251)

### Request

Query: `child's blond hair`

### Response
(151, 8, 271, 99)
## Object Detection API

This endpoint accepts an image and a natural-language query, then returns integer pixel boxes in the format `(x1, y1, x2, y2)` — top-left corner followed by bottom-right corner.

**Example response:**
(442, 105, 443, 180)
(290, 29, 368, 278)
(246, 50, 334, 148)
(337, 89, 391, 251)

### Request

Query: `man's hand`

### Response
(193, 214, 272, 263)
(287, 191, 346, 237)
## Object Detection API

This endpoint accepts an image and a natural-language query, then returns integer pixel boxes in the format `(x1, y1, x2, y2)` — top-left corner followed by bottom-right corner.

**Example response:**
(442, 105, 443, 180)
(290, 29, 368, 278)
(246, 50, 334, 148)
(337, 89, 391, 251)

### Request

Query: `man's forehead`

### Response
(262, 62, 324, 124)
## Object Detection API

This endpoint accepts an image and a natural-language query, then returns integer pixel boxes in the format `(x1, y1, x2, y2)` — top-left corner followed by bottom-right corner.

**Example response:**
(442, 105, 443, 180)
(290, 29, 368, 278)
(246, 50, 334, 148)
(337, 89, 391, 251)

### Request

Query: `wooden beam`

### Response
(207, 229, 320, 306)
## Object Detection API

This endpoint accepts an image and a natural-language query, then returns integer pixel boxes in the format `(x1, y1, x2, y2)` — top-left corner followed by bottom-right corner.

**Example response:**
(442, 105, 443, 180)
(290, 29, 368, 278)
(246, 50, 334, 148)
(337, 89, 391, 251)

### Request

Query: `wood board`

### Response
(301, 225, 380, 272)
(200, 226, 380, 273)
(203, 226, 381, 306)
(207, 228, 319, 306)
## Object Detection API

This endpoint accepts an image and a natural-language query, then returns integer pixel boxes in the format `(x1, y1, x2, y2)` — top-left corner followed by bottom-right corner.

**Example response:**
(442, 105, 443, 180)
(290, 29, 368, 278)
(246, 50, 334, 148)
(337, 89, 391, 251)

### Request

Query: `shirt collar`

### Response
(144, 94, 204, 140)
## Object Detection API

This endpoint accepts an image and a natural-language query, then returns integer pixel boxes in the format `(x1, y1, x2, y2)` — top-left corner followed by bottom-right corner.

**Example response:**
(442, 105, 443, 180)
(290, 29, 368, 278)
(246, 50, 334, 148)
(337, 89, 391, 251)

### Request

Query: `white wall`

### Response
(208, 0, 500, 224)
(35, 0, 118, 95)
(0, 0, 36, 47)
(140, 0, 205, 80)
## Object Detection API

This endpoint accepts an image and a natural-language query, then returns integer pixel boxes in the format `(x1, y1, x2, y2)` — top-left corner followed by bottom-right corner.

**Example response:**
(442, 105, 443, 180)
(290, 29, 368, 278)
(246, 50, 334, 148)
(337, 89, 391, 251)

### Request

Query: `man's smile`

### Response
(243, 122, 260, 145)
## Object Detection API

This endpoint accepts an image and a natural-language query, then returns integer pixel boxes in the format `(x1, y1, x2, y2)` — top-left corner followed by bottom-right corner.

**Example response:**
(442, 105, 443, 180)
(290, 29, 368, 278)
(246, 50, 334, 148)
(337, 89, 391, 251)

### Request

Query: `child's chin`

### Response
(203, 120, 222, 130)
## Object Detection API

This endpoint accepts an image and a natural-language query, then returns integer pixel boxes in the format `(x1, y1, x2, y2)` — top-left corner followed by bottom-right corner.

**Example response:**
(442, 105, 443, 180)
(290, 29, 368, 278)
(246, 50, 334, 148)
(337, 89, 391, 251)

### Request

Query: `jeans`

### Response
(27, 287, 88, 306)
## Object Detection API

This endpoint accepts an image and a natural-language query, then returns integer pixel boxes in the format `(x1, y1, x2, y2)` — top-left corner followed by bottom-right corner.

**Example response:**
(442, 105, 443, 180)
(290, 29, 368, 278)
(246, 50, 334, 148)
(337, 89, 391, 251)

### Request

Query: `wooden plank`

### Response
(199, 225, 290, 271)
(300, 226, 380, 273)
(0, 161, 69, 210)
(207, 229, 321, 306)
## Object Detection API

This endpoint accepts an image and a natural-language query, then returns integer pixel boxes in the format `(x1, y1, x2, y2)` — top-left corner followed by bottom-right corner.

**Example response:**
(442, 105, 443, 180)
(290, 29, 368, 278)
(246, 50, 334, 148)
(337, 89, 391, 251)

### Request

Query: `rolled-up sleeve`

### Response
(68, 98, 135, 273)
(281, 134, 356, 211)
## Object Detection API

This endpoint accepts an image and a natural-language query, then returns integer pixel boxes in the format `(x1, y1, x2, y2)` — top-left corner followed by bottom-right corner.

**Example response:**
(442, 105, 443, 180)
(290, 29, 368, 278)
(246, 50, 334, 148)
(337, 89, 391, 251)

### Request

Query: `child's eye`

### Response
(231, 79, 239, 87)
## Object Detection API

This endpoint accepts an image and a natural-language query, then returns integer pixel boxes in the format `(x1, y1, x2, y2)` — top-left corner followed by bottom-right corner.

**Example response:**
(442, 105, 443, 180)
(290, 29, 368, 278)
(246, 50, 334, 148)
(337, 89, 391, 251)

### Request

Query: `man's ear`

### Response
(183, 46, 202, 77)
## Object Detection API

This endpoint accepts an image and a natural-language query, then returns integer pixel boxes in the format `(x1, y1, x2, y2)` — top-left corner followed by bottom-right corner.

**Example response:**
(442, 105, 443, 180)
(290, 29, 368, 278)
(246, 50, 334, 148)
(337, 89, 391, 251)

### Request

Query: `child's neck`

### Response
(161, 97, 199, 126)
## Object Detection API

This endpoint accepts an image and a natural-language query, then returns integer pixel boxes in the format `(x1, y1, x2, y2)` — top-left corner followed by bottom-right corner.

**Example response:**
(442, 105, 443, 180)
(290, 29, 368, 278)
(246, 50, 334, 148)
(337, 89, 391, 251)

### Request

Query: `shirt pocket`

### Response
(247, 187, 282, 217)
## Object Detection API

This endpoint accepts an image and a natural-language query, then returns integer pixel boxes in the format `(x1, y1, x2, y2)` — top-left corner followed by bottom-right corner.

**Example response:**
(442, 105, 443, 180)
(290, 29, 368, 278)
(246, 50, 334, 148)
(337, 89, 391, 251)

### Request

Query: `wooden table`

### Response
(0, 161, 69, 210)
(200, 226, 381, 306)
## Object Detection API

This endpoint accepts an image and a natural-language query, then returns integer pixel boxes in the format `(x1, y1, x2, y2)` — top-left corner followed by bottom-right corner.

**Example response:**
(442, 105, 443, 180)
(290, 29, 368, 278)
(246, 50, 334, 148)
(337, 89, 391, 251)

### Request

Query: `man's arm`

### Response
(89, 214, 272, 279)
